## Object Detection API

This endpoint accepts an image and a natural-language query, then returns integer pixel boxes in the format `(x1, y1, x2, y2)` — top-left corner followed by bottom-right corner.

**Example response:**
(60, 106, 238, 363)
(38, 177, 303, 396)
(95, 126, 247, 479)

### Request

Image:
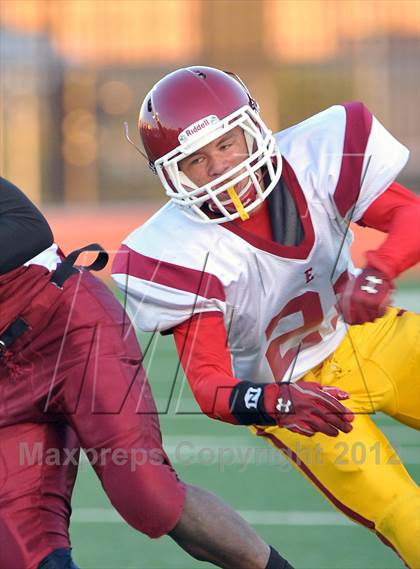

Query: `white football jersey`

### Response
(112, 103, 409, 383)
(25, 243, 61, 271)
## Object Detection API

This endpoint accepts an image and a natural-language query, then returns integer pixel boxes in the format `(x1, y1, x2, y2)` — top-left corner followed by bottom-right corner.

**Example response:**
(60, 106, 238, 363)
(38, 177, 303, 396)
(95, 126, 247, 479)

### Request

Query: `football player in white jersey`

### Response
(113, 67, 420, 568)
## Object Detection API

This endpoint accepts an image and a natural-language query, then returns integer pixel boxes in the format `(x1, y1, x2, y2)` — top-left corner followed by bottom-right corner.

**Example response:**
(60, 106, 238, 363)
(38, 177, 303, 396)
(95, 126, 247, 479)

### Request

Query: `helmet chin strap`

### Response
(210, 169, 263, 220)
(216, 177, 253, 206)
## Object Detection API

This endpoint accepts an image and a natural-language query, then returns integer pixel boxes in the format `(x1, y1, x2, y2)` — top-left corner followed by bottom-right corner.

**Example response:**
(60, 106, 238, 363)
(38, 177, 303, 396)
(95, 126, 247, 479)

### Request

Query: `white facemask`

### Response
(154, 105, 282, 223)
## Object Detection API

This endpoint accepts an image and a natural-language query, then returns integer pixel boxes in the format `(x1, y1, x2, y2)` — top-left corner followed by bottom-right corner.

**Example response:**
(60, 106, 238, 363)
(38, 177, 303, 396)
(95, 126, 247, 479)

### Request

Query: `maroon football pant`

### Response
(0, 266, 186, 569)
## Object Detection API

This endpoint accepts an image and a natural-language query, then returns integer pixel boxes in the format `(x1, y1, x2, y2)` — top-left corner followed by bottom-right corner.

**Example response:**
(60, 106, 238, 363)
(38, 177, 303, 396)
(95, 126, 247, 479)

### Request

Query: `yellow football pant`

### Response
(251, 307, 420, 568)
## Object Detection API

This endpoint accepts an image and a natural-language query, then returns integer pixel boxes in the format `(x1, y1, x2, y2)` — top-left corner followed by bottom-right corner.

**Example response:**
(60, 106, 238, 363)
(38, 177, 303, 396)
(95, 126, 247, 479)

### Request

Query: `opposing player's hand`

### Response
(230, 380, 354, 437)
(263, 381, 354, 437)
(341, 267, 393, 325)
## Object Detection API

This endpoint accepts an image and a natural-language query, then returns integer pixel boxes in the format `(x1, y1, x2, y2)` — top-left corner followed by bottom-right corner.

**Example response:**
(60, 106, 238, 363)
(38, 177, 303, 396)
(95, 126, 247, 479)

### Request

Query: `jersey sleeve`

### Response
(360, 182, 420, 278)
(174, 312, 239, 423)
(112, 244, 226, 333)
(278, 103, 410, 226)
(330, 102, 410, 222)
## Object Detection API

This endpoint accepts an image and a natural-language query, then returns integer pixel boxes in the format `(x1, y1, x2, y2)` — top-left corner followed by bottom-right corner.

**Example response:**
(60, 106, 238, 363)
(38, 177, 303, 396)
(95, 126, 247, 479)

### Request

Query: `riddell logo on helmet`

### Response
(178, 115, 219, 143)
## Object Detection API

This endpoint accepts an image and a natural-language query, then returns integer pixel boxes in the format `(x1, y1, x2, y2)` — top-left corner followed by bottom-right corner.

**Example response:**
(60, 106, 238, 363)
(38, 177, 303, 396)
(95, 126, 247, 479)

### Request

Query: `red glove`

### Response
(229, 380, 354, 437)
(340, 267, 393, 325)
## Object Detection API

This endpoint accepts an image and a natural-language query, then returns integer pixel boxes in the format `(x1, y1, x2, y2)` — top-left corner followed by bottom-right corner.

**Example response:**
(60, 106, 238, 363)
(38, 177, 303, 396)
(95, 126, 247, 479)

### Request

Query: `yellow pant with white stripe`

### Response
(251, 307, 420, 568)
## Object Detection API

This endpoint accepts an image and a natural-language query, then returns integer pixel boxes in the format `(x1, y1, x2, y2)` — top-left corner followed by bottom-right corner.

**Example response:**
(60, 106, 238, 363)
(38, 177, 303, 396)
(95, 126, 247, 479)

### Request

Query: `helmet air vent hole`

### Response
(147, 99, 152, 112)
(194, 71, 207, 78)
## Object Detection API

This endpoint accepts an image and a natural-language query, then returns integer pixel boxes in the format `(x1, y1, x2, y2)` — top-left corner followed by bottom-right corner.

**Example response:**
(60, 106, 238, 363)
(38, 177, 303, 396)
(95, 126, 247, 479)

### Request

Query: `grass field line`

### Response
(71, 508, 353, 526)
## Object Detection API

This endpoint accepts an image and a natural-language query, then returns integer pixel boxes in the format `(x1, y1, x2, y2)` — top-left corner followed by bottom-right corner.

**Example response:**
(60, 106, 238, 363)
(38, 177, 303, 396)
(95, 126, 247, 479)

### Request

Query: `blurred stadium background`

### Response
(1, 1, 419, 568)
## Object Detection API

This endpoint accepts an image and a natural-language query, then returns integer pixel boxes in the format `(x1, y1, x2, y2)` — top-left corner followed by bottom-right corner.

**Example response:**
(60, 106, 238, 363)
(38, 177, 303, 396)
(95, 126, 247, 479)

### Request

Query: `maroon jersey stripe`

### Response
(113, 244, 226, 301)
(334, 102, 373, 218)
(222, 159, 315, 260)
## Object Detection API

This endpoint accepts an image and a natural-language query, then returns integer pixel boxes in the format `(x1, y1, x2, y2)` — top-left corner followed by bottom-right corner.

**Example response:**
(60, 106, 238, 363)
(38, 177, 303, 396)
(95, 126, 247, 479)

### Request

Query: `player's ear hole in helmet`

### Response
(137, 66, 282, 224)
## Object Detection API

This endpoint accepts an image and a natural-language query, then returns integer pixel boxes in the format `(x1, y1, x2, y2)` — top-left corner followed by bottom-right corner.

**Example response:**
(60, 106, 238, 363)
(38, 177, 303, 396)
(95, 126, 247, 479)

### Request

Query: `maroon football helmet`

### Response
(138, 66, 281, 223)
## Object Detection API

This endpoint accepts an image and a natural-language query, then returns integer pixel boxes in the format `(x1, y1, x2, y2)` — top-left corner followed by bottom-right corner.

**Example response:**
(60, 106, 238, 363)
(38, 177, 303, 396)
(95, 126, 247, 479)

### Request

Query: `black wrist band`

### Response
(229, 381, 276, 426)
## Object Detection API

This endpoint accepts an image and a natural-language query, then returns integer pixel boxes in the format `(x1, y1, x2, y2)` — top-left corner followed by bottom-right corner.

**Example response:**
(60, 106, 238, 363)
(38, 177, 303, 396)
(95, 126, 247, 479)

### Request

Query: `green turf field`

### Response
(69, 288, 419, 569)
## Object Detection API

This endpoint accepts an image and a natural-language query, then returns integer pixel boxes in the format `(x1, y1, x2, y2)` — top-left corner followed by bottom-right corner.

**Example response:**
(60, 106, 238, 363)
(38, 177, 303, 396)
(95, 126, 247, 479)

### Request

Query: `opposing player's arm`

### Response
(0, 177, 53, 274)
(341, 182, 420, 324)
(174, 313, 354, 437)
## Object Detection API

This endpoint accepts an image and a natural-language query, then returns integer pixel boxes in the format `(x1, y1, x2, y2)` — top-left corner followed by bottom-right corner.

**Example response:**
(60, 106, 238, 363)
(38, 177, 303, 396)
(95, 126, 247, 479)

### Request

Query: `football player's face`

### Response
(179, 126, 249, 189)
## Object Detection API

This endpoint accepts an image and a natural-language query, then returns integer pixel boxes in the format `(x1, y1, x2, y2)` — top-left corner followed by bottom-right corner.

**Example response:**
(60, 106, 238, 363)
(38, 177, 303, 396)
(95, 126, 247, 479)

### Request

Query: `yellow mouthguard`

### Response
(227, 186, 250, 221)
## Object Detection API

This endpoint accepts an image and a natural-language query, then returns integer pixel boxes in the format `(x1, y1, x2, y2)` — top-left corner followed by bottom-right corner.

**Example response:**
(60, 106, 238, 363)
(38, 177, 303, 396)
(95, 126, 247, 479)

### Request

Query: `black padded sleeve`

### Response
(0, 177, 54, 274)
